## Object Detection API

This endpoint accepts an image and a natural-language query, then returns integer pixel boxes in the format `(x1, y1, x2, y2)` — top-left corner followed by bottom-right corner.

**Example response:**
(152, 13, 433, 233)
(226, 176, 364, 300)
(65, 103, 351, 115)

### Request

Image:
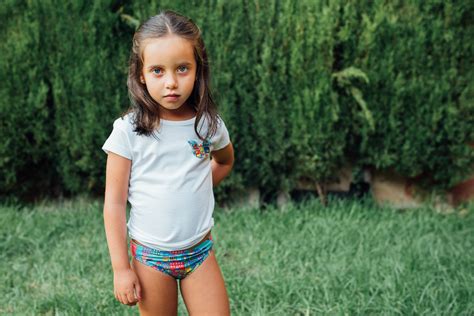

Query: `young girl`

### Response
(102, 11, 233, 315)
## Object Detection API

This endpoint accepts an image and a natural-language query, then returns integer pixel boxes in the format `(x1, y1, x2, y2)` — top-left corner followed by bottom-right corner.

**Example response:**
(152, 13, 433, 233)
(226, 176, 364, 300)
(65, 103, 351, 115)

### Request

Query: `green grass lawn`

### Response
(1, 197, 473, 315)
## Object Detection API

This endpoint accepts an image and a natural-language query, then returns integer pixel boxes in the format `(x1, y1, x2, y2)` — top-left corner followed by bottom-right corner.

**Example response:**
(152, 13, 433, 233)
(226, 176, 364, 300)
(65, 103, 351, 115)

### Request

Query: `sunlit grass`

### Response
(1, 197, 473, 315)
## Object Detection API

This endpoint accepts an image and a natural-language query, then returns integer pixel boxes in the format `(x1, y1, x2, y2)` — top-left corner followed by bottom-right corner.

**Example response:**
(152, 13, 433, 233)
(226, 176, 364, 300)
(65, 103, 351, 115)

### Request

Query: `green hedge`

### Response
(46, 1, 130, 193)
(1, 1, 54, 197)
(335, 1, 474, 189)
(1, 0, 472, 201)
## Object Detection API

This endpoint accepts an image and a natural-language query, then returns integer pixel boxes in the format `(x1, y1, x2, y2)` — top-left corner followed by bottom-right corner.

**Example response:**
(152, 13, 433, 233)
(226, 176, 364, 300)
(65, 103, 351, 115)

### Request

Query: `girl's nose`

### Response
(165, 74, 178, 89)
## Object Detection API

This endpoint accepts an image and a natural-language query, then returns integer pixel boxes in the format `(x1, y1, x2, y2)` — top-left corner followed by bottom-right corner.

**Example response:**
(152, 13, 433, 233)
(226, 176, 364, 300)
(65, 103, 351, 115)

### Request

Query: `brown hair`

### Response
(126, 10, 218, 139)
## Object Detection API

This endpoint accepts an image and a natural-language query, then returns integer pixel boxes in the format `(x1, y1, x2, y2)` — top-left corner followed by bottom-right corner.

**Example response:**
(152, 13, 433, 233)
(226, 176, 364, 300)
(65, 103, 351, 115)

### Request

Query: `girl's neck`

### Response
(159, 103, 196, 121)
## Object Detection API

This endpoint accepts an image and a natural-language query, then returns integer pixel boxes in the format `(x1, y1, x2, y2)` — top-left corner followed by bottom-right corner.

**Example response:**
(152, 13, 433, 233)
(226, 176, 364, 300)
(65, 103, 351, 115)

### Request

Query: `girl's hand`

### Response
(113, 268, 142, 306)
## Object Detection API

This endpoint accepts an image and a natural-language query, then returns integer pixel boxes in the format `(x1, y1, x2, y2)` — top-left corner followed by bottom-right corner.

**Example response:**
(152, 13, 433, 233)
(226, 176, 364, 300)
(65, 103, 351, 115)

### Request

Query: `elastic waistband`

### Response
(131, 232, 212, 254)
(131, 238, 213, 256)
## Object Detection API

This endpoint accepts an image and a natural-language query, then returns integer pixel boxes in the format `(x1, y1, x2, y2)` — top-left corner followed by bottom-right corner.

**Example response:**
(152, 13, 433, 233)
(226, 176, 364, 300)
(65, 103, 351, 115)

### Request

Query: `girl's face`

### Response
(140, 34, 197, 120)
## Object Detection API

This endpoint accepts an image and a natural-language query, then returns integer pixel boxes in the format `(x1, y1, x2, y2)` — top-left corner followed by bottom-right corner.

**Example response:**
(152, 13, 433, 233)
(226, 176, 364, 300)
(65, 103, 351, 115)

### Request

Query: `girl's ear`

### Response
(140, 75, 145, 84)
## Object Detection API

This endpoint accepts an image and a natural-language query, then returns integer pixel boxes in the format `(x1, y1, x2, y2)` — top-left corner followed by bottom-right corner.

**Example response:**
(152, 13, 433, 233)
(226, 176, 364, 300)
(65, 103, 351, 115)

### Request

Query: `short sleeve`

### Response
(212, 117, 231, 151)
(102, 118, 132, 160)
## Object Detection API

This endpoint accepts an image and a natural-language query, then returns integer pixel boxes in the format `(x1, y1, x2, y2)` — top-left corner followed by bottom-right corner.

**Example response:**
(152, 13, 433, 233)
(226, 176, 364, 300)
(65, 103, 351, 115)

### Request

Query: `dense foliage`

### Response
(1, 0, 473, 200)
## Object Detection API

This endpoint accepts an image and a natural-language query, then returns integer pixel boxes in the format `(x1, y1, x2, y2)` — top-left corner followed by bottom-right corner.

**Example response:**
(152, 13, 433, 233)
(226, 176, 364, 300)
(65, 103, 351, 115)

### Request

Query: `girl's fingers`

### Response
(114, 285, 140, 305)
(115, 291, 123, 304)
(126, 290, 136, 305)
(117, 293, 124, 304)
(115, 289, 139, 305)
(120, 293, 130, 305)
(135, 281, 142, 301)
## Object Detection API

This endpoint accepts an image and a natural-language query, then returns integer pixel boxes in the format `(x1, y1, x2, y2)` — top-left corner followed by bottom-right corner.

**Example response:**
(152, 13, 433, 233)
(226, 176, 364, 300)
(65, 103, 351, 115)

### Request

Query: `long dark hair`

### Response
(126, 10, 218, 140)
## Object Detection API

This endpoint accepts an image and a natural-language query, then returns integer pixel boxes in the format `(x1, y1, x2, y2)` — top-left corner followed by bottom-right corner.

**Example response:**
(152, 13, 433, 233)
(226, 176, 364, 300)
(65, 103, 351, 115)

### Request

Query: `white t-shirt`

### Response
(102, 112, 230, 251)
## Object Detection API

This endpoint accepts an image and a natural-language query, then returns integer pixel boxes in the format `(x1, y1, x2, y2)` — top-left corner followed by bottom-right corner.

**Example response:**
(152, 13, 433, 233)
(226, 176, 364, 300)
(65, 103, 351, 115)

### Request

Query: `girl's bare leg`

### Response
(131, 258, 178, 316)
(179, 251, 230, 315)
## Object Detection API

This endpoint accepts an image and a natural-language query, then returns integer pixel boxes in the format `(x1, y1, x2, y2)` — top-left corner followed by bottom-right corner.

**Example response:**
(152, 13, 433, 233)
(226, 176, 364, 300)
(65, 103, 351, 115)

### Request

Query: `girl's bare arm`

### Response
(211, 142, 234, 186)
(104, 152, 131, 270)
(103, 152, 141, 305)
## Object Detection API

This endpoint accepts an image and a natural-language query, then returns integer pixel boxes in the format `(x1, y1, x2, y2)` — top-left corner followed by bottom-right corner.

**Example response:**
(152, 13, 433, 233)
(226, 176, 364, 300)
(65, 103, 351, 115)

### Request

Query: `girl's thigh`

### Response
(131, 258, 178, 316)
(179, 251, 230, 315)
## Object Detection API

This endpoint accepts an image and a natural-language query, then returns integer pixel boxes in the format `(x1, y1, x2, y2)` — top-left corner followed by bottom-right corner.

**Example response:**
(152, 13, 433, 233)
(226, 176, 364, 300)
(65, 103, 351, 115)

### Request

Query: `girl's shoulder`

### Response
(214, 114, 228, 132)
(198, 113, 226, 129)
(112, 111, 135, 132)
(203, 114, 230, 150)
(196, 113, 227, 138)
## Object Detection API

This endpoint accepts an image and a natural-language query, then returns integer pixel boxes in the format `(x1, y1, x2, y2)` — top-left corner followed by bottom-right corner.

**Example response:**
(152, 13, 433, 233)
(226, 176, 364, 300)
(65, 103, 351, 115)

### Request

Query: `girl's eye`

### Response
(177, 66, 188, 73)
(152, 68, 163, 75)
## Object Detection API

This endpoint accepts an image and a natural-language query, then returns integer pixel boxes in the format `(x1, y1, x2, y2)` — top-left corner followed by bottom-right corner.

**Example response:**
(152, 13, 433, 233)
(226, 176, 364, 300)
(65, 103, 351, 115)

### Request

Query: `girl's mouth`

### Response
(164, 94, 180, 101)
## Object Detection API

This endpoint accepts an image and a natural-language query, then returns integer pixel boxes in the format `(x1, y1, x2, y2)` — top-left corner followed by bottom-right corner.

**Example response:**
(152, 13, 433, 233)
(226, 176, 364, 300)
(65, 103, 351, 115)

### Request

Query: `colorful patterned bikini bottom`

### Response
(131, 236, 213, 280)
